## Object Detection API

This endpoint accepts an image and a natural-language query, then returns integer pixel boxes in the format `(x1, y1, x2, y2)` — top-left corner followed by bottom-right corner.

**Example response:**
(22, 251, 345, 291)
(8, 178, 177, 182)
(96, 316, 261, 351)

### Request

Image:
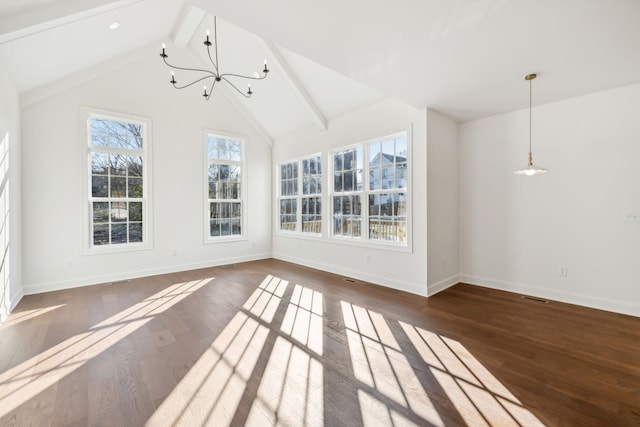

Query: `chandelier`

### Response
(514, 73, 548, 176)
(160, 16, 269, 100)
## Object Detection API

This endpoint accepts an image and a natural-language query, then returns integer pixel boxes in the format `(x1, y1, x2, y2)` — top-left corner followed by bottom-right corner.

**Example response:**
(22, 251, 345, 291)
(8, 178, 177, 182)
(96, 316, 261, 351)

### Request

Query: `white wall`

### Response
(20, 54, 272, 294)
(0, 62, 23, 322)
(459, 83, 640, 316)
(272, 100, 428, 295)
(427, 109, 458, 294)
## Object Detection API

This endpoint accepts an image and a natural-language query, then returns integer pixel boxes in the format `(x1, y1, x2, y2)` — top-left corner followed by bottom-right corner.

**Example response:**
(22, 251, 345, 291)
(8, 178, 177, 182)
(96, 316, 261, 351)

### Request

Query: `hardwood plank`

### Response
(0, 259, 638, 426)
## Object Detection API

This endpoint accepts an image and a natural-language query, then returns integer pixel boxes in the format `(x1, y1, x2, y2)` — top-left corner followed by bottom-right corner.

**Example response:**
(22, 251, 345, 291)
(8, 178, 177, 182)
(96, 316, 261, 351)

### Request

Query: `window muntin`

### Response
(88, 114, 148, 248)
(207, 134, 244, 239)
(278, 154, 322, 235)
(330, 132, 409, 245)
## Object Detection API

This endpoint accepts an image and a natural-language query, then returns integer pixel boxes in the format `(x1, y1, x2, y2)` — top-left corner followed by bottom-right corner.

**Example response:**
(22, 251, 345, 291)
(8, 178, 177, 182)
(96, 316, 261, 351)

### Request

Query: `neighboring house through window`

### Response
(330, 131, 409, 245)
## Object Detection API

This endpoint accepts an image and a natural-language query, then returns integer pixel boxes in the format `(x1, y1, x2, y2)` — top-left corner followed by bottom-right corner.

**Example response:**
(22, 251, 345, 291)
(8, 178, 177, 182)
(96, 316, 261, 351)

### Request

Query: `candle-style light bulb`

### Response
(160, 43, 167, 57)
(263, 59, 269, 73)
(247, 83, 253, 96)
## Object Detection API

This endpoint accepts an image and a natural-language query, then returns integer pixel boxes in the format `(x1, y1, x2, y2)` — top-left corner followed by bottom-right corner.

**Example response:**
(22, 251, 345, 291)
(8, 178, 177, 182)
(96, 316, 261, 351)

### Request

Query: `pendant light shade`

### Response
(514, 73, 548, 176)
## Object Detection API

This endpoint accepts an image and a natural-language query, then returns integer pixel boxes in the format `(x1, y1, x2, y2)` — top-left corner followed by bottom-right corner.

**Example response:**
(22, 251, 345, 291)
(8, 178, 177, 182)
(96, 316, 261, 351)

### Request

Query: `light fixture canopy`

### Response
(159, 16, 269, 100)
(514, 73, 548, 176)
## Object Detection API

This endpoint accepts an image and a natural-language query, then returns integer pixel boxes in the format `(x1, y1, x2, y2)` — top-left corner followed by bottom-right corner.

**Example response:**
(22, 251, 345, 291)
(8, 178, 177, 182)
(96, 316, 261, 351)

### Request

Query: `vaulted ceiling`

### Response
(1, 0, 639, 140)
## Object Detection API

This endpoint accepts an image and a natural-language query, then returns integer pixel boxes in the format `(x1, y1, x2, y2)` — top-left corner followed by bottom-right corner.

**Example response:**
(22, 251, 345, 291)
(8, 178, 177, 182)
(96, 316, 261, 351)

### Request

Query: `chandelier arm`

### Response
(220, 72, 267, 81)
(205, 79, 218, 101)
(163, 57, 216, 77)
(221, 77, 251, 98)
(172, 75, 215, 90)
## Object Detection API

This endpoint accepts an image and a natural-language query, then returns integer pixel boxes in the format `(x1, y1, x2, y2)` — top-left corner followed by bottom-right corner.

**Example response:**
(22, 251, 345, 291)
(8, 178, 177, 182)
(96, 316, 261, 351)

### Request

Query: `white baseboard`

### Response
(273, 252, 427, 297)
(427, 275, 459, 296)
(0, 287, 24, 325)
(23, 253, 272, 295)
(459, 274, 640, 318)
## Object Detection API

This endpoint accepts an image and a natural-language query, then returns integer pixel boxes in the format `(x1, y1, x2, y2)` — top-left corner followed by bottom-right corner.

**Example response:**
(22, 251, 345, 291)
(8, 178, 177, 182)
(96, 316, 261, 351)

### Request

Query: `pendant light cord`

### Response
(529, 77, 532, 156)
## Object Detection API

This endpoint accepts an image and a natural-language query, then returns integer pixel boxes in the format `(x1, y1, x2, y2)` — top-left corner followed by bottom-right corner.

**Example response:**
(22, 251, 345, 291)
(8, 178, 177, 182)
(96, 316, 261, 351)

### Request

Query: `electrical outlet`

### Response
(625, 212, 640, 223)
(559, 266, 568, 277)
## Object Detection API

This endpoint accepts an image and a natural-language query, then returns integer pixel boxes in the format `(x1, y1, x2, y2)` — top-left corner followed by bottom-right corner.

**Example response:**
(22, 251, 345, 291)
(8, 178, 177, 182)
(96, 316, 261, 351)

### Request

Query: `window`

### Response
(86, 110, 151, 250)
(301, 156, 322, 233)
(278, 154, 322, 234)
(330, 131, 409, 245)
(206, 133, 244, 240)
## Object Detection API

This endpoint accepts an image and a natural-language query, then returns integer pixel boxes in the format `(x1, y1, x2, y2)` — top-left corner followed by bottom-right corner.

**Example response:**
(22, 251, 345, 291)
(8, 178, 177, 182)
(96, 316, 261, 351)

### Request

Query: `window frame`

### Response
(329, 129, 411, 251)
(82, 107, 153, 254)
(277, 153, 323, 237)
(203, 130, 248, 244)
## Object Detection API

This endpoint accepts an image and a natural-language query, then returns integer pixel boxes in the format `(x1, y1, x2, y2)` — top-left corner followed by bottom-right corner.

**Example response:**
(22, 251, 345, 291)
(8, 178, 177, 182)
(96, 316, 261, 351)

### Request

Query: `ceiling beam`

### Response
(0, 0, 143, 45)
(259, 40, 328, 131)
(171, 5, 206, 48)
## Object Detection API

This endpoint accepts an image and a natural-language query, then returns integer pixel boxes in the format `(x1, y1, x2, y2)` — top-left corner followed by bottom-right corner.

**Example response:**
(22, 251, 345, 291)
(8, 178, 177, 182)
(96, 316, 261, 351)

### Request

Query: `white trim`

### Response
(203, 130, 248, 244)
(81, 106, 154, 254)
(259, 40, 328, 131)
(273, 252, 427, 297)
(23, 253, 271, 296)
(0, 288, 24, 325)
(427, 275, 459, 296)
(172, 5, 206, 47)
(459, 274, 640, 318)
(0, 0, 143, 45)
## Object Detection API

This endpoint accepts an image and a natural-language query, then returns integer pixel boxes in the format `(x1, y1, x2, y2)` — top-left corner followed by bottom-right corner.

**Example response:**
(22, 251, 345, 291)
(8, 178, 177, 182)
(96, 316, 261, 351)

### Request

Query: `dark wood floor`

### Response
(0, 259, 638, 426)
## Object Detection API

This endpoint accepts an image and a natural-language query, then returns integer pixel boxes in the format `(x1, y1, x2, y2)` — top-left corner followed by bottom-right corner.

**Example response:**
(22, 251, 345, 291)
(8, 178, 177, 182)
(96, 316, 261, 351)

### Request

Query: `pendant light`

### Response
(514, 73, 548, 176)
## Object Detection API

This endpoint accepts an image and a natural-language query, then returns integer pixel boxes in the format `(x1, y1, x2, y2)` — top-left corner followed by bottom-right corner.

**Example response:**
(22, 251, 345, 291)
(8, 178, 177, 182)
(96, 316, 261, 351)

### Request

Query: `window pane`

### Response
(93, 224, 109, 245)
(92, 175, 108, 197)
(128, 177, 143, 198)
(334, 173, 343, 192)
(91, 152, 109, 175)
(111, 223, 127, 244)
(129, 223, 143, 242)
(111, 202, 127, 222)
(129, 202, 142, 222)
(110, 177, 126, 197)
(92, 202, 109, 223)
(127, 155, 143, 177)
(110, 154, 127, 176)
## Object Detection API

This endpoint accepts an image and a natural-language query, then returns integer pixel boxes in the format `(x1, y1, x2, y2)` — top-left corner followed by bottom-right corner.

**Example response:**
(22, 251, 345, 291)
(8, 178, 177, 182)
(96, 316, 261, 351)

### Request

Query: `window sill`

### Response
(204, 235, 248, 245)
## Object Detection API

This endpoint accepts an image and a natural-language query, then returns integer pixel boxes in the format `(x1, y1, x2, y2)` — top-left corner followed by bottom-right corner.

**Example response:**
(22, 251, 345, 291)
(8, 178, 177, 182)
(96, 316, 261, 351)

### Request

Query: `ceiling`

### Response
(1, 0, 639, 139)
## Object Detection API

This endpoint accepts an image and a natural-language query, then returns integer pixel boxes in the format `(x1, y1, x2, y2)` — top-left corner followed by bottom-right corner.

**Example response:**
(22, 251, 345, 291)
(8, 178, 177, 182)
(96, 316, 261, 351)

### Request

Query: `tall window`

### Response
(301, 155, 322, 233)
(87, 111, 150, 249)
(207, 133, 244, 239)
(278, 154, 322, 234)
(330, 131, 409, 245)
(332, 147, 363, 238)
(279, 161, 298, 231)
